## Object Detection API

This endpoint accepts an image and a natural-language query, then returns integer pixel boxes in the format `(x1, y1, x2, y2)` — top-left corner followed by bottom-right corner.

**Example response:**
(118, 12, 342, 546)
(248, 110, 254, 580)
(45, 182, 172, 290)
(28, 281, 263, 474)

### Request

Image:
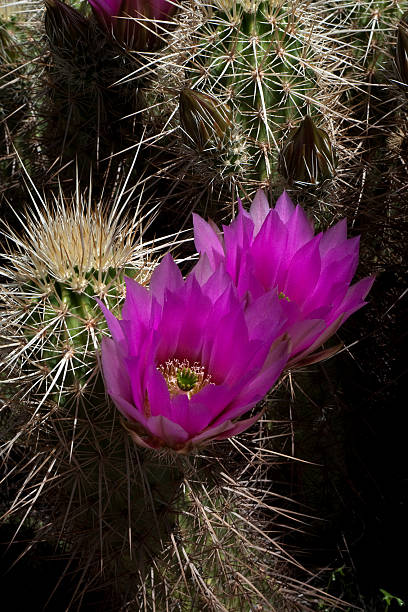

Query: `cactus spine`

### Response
(0, 1, 405, 609)
(0, 181, 184, 603)
(0, 177, 344, 610)
(188, 0, 332, 183)
(142, 0, 367, 218)
(40, 0, 145, 190)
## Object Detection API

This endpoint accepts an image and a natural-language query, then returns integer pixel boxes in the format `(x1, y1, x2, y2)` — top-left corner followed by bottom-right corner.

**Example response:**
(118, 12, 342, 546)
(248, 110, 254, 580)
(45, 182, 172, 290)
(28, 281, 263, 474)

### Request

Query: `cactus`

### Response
(0, 173, 348, 609)
(133, 0, 408, 224)
(0, 183, 159, 401)
(138, 0, 375, 220)
(187, 0, 336, 184)
(38, 0, 145, 191)
(0, 2, 404, 609)
(0, 178, 181, 603)
(320, 0, 403, 79)
(0, 17, 31, 193)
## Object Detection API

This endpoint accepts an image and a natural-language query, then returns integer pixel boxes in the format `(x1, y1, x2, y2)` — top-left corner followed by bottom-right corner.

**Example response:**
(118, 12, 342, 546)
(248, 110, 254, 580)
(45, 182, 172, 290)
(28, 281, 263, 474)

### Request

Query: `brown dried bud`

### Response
(396, 12, 408, 89)
(179, 88, 232, 152)
(279, 116, 335, 185)
(44, 0, 90, 49)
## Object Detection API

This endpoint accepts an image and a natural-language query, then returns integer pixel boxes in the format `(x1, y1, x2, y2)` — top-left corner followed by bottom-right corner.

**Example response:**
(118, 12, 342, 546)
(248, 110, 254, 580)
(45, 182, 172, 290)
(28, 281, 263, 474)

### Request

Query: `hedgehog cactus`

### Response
(322, 0, 407, 218)
(0, 178, 346, 609)
(0, 1, 403, 608)
(146, 0, 368, 209)
(0, 18, 30, 189)
(322, 0, 404, 79)
(1, 192, 156, 401)
(0, 183, 255, 606)
(0, 184, 186, 601)
(136, 0, 408, 219)
(41, 0, 147, 190)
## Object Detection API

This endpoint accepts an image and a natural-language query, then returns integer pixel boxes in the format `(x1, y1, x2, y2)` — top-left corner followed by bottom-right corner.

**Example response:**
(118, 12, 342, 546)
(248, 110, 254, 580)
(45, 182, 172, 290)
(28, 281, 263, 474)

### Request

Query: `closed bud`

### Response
(279, 115, 335, 185)
(396, 12, 408, 89)
(44, 0, 90, 49)
(179, 88, 232, 152)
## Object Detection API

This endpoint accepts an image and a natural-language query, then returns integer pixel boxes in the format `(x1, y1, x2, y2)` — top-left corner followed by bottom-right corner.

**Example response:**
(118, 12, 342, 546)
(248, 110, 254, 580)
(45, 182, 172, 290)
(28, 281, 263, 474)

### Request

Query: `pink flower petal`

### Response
(212, 410, 264, 440)
(285, 318, 326, 359)
(174, 276, 212, 361)
(150, 253, 183, 304)
(283, 234, 322, 303)
(224, 214, 254, 284)
(212, 335, 290, 424)
(189, 419, 241, 446)
(249, 189, 271, 236)
(336, 276, 376, 315)
(319, 218, 347, 256)
(274, 190, 296, 223)
(287, 316, 345, 367)
(122, 276, 152, 324)
(155, 292, 184, 363)
(250, 210, 287, 290)
(125, 355, 148, 411)
(285, 205, 315, 259)
(191, 253, 215, 286)
(101, 336, 132, 402)
(146, 367, 171, 417)
(303, 257, 357, 314)
(244, 291, 286, 343)
(109, 391, 149, 426)
(96, 298, 126, 347)
(193, 214, 224, 268)
(147, 414, 190, 446)
(205, 308, 249, 382)
(188, 384, 238, 431)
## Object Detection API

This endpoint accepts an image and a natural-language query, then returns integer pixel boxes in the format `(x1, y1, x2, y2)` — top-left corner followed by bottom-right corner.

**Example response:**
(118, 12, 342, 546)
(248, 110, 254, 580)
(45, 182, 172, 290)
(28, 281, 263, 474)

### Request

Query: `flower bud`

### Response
(278, 115, 335, 185)
(396, 12, 408, 89)
(88, 0, 178, 51)
(44, 0, 90, 49)
(179, 88, 232, 152)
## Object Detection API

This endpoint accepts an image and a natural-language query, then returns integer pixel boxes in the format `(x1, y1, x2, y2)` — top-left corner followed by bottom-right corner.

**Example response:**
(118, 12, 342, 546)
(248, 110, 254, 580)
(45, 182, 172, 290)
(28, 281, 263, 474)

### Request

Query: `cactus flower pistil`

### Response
(159, 359, 213, 398)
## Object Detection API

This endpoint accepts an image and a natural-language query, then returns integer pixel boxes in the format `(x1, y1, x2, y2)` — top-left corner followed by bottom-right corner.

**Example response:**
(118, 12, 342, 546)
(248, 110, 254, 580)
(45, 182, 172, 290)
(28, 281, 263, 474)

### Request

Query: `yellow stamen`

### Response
(158, 359, 213, 399)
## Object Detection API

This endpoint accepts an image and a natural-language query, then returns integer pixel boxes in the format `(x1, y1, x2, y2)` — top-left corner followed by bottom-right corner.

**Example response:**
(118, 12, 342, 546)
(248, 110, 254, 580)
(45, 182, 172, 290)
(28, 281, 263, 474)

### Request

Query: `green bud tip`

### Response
(179, 88, 232, 152)
(279, 115, 335, 185)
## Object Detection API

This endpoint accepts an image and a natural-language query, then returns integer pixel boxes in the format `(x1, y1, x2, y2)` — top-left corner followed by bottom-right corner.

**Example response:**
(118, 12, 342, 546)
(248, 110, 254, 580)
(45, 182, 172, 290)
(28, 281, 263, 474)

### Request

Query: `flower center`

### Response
(278, 290, 291, 302)
(158, 359, 213, 399)
(177, 367, 198, 391)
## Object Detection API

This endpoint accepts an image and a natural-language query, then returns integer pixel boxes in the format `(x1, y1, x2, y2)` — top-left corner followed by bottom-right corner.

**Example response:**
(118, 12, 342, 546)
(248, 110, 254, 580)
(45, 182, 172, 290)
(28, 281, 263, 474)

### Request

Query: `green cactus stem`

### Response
(138, 0, 373, 222)
(0, 183, 187, 604)
(179, 0, 351, 188)
(321, 0, 404, 80)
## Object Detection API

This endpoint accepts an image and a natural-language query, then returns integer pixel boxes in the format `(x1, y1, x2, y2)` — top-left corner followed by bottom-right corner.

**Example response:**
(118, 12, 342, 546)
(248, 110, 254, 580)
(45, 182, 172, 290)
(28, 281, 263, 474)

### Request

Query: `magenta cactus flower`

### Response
(88, 0, 177, 50)
(98, 254, 290, 452)
(193, 190, 375, 368)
